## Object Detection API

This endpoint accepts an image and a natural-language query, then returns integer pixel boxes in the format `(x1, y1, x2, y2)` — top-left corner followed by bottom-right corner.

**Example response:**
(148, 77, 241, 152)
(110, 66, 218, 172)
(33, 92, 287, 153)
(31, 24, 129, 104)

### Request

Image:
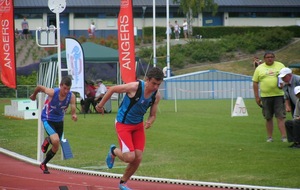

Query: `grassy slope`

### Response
(174, 38, 300, 76)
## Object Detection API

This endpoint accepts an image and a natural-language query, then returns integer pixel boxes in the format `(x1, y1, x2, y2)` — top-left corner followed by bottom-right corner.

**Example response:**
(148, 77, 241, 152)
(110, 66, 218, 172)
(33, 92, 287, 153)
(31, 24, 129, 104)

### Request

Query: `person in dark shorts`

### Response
(21, 17, 29, 39)
(252, 51, 287, 142)
(30, 76, 77, 174)
(285, 86, 300, 148)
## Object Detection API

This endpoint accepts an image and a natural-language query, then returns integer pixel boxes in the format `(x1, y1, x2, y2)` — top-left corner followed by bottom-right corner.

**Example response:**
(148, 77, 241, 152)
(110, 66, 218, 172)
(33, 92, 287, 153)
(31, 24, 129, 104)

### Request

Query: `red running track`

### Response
(0, 153, 228, 190)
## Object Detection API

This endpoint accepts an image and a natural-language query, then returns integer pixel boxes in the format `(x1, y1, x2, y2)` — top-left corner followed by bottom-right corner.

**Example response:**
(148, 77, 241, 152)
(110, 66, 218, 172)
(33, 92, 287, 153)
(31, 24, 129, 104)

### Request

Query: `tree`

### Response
(173, 0, 218, 37)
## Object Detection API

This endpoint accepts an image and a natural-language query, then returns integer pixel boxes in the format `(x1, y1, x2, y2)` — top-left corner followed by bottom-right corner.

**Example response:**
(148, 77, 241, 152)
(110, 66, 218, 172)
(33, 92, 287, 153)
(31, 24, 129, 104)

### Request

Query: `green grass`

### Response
(1, 98, 300, 188)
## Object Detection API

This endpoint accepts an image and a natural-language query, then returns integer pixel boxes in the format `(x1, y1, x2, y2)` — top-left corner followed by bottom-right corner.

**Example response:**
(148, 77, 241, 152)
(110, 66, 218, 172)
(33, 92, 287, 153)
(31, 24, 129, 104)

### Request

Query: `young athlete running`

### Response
(96, 67, 164, 190)
(30, 76, 77, 174)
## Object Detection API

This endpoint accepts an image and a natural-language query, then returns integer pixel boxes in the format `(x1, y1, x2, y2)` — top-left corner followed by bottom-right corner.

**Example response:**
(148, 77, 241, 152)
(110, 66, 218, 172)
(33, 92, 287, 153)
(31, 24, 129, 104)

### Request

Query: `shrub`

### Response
(258, 28, 293, 50)
(137, 27, 293, 70)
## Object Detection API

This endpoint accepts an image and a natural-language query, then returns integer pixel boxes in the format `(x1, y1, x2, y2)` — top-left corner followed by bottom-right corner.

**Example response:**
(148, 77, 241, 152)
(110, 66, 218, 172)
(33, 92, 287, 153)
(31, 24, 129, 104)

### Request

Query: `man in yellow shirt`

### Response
(252, 51, 287, 142)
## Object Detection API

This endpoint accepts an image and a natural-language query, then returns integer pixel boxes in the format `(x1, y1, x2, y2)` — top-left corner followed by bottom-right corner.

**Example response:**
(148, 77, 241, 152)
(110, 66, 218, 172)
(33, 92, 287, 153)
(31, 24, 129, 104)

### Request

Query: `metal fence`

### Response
(0, 85, 36, 99)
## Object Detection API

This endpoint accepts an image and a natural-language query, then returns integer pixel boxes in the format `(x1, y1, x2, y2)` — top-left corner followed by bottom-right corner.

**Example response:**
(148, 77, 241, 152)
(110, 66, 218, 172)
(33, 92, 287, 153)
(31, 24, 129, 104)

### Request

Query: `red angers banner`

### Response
(118, 0, 136, 83)
(0, 0, 16, 89)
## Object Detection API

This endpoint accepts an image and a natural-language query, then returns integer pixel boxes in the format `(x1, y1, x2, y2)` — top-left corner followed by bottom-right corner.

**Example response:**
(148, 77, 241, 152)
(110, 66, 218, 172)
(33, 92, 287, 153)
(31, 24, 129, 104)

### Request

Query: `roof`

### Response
(288, 63, 300, 68)
(41, 42, 120, 62)
(14, 0, 180, 7)
(164, 70, 252, 81)
(14, 0, 300, 7)
(215, 0, 300, 7)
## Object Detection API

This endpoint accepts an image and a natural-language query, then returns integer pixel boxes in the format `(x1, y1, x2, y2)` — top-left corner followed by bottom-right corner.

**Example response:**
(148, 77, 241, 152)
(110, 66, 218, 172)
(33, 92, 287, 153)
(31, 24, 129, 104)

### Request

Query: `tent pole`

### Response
(56, 12, 62, 86)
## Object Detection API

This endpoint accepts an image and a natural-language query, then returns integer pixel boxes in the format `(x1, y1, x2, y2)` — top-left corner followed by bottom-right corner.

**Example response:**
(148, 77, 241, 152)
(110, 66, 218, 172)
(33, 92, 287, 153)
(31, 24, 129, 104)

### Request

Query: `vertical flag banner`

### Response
(0, 0, 16, 89)
(65, 37, 85, 99)
(118, 0, 136, 83)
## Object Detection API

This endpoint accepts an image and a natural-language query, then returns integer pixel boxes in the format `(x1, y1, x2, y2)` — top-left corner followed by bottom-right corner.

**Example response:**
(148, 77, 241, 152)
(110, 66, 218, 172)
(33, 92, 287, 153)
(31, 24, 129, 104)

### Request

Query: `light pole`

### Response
(48, 0, 66, 84)
(142, 6, 147, 44)
(166, 0, 170, 77)
(153, 0, 156, 67)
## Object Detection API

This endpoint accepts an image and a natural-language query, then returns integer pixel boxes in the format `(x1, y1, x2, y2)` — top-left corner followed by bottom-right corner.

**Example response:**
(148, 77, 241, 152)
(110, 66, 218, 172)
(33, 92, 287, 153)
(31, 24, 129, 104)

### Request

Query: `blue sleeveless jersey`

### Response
(116, 81, 155, 124)
(41, 88, 72, 122)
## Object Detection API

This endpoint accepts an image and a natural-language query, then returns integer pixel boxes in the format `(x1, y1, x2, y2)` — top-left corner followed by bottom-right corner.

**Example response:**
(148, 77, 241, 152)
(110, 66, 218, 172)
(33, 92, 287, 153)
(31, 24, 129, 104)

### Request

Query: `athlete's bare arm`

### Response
(30, 85, 54, 101)
(70, 93, 78, 121)
(145, 91, 161, 129)
(95, 82, 139, 114)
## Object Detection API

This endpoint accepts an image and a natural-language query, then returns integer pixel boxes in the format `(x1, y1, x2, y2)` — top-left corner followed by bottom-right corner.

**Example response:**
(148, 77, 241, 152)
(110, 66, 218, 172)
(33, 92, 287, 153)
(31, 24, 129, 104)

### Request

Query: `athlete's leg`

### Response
(113, 148, 131, 162)
(43, 121, 63, 154)
(41, 121, 63, 173)
(114, 122, 145, 162)
(121, 149, 143, 182)
(41, 136, 51, 153)
(117, 122, 145, 182)
(49, 133, 60, 153)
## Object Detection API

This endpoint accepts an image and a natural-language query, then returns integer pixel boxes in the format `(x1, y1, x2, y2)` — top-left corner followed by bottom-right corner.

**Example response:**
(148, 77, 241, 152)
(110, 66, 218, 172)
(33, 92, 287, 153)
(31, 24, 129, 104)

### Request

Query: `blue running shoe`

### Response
(119, 183, 132, 190)
(106, 144, 116, 169)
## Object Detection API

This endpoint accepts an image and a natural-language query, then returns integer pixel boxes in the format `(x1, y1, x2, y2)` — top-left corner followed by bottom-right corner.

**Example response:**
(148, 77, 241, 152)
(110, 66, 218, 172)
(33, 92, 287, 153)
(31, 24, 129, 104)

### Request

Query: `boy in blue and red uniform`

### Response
(30, 76, 77, 174)
(96, 67, 164, 190)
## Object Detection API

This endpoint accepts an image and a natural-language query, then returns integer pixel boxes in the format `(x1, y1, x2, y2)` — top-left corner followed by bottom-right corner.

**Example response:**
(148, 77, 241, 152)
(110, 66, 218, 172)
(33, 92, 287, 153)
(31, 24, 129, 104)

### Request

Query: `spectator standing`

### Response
(278, 67, 300, 117)
(89, 22, 96, 37)
(174, 20, 180, 40)
(182, 19, 188, 39)
(95, 67, 164, 190)
(29, 76, 77, 174)
(284, 86, 300, 148)
(166, 22, 172, 39)
(252, 51, 287, 142)
(163, 66, 167, 78)
(252, 56, 262, 68)
(21, 17, 29, 40)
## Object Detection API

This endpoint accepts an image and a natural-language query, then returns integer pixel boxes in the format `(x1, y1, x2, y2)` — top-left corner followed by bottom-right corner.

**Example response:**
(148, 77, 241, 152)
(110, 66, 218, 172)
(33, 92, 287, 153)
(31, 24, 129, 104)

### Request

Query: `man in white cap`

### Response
(284, 86, 300, 148)
(279, 67, 300, 117)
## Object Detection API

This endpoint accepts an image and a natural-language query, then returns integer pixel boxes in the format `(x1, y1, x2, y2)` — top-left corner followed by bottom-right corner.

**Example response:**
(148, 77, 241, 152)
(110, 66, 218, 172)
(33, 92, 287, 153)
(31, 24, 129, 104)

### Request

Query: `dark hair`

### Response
(146, 67, 164, 81)
(84, 79, 94, 85)
(264, 51, 275, 58)
(60, 76, 72, 87)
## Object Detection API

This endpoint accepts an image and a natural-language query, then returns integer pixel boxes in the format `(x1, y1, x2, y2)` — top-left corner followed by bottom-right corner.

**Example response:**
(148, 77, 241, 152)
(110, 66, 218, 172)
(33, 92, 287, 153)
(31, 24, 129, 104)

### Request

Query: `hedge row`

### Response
(143, 25, 300, 39)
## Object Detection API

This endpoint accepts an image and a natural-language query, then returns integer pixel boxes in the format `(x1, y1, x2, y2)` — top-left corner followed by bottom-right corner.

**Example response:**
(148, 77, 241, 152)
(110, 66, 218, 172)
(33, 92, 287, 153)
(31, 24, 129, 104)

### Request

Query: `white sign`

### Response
(66, 38, 85, 99)
(232, 97, 248, 117)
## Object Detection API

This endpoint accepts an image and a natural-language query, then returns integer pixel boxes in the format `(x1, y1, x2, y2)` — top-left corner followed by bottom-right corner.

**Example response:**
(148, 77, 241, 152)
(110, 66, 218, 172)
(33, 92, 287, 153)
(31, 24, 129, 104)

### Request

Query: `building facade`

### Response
(14, 0, 300, 38)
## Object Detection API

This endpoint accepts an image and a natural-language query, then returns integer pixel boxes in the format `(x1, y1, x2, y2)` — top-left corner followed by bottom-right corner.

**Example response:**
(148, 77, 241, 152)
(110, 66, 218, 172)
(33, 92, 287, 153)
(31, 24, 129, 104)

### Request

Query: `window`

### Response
(229, 12, 299, 18)
(74, 13, 99, 18)
(15, 13, 43, 19)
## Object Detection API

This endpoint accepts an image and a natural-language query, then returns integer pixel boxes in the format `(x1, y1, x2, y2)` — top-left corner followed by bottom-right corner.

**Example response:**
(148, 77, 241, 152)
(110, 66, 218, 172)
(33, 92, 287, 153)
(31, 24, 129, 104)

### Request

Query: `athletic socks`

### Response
(111, 146, 116, 156)
(43, 149, 56, 164)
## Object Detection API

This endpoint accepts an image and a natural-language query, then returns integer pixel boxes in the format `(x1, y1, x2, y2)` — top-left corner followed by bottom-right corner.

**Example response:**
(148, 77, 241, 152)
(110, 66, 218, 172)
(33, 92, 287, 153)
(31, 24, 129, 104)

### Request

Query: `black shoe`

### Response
(41, 137, 50, 153)
(40, 163, 50, 174)
(292, 144, 300, 149)
(289, 143, 296, 148)
(290, 142, 300, 149)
